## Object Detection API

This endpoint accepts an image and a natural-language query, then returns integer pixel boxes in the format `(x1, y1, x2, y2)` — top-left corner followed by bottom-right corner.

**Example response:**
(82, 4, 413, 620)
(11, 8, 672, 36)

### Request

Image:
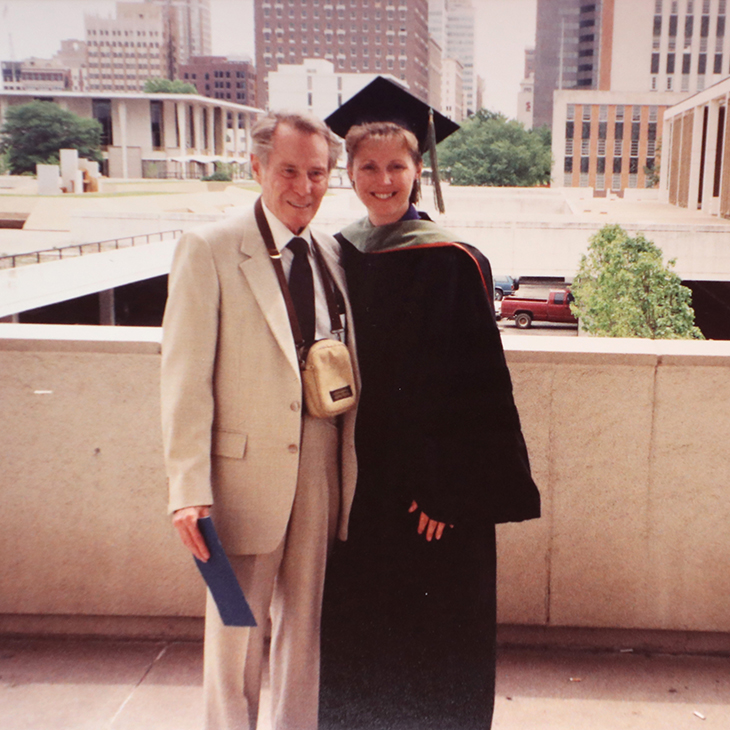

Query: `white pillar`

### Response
(233, 110, 240, 158)
(177, 102, 188, 178)
(701, 99, 720, 215)
(245, 112, 253, 175)
(687, 105, 706, 210)
(194, 103, 203, 154)
(208, 105, 216, 156)
(119, 100, 129, 180)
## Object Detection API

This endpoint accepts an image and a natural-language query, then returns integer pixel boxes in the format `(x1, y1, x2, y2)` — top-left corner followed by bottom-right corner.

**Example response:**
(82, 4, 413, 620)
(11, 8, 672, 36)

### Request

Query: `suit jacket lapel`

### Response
(238, 215, 301, 380)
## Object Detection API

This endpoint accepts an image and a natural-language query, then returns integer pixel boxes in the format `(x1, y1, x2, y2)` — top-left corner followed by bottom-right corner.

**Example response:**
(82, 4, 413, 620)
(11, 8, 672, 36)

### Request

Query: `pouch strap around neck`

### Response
(253, 196, 345, 364)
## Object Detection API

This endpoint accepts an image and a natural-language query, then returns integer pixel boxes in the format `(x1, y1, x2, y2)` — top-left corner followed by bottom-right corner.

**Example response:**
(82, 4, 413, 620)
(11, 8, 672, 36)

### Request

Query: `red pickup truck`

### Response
(500, 289, 578, 329)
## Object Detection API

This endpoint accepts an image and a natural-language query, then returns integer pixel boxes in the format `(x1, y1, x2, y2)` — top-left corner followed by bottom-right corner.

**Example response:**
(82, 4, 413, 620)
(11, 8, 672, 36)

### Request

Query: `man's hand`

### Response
(172, 505, 212, 562)
(408, 501, 453, 542)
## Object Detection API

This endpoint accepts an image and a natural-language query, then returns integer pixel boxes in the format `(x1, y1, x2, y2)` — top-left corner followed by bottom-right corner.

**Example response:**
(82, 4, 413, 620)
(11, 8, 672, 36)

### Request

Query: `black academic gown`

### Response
(319, 215, 540, 730)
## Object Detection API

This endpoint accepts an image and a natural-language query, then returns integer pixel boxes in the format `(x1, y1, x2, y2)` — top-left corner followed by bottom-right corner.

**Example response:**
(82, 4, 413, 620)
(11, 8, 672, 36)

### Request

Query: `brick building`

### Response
(254, 0, 430, 107)
(179, 56, 257, 106)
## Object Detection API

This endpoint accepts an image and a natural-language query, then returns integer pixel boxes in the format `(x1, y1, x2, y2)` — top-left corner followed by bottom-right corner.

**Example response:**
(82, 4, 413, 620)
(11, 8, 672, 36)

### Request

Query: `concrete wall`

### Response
(1, 325, 729, 638)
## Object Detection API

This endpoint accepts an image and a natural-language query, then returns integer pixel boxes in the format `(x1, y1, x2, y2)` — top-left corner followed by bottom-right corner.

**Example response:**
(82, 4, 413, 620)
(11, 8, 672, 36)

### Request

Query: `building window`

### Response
(715, 54, 723, 73)
(150, 99, 163, 149)
(669, 14, 678, 36)
(613, 157, 622, 174)
(92, 98, 113, 147)
(615, 121, 624, 140)
(667, 53, 675, 73)
(654, 15, 662, 35)
(685, 15, 694, 38)
(683, 54, 691, 73)
(612, 173, 622, 190)
(651, 53, 660, 73)
(564, 156, 573, 173)
(699, 53, 707, 74)
(701, 14, 710, 37)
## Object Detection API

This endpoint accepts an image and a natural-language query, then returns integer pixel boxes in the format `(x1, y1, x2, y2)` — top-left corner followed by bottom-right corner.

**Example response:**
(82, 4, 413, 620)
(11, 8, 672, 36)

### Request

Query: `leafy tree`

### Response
(437, 110, 552, 187)
(0, 101, 103, 175)
(144, 77, 197, 94)
(570, 224, 703, 339)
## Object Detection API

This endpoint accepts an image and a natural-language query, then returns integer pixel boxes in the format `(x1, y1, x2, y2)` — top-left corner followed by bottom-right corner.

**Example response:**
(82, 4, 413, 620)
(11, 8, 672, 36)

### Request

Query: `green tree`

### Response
(0, 101, 103, 175)
(570, 224, 703, 339)
(144, 77, 197, 94)
(437, 110, 552, 187)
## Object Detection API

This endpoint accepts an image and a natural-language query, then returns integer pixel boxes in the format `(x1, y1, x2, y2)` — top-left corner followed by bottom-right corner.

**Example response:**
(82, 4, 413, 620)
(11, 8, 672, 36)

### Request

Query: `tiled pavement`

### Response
(1, 636, 729, 729)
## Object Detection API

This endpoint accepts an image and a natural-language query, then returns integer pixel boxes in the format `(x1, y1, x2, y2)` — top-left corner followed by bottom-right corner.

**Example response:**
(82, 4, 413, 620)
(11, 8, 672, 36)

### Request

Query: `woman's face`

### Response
(348, 135, 422, 226)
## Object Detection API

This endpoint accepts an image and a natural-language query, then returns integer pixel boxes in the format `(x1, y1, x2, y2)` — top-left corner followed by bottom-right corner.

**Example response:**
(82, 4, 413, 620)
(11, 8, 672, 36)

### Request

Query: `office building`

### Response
(1, 59, 71, 92)
(428, 0, 476, 114)
(85, 2, 170, 92)
(146, 0, 212, 66)
(0, 89, 261, 179)
(661, 76, 730, 217)
(254, 0, 430, 108)
(180, 56, 257, 106)
(441, 56, 464, 121)
(551, 88, 687, 192)
(535, 0, 730, 130)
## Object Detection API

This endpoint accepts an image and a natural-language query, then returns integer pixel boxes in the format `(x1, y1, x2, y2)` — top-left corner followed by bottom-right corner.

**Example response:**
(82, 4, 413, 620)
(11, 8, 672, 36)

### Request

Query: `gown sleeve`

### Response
(387, 244, 540, 526)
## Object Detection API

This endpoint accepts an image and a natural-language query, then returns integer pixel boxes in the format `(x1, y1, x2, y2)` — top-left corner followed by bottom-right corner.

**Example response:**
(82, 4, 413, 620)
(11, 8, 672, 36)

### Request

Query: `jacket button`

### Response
(288, 444, 298, 453)
(291, 401, 301, 412)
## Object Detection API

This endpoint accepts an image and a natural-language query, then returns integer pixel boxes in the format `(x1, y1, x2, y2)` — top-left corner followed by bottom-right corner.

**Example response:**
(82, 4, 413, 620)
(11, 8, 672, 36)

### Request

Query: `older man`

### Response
(161, 112, 358, 730)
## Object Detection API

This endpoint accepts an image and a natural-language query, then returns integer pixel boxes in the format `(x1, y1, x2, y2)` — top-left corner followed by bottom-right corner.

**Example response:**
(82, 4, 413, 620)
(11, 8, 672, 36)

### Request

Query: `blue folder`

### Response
(194, 517, 257, 627)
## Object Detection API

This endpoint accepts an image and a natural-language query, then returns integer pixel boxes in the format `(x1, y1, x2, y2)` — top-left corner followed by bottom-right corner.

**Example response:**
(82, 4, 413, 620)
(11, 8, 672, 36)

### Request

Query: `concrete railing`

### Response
(1, 324, 729, 640)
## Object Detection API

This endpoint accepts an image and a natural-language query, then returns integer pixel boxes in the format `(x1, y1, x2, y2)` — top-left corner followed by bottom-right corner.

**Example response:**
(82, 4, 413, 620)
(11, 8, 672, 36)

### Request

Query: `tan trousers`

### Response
(203, 415, 341, 730)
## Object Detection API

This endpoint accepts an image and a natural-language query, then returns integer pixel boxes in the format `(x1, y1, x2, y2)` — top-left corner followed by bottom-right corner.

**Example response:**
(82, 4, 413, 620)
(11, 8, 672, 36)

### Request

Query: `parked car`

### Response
(500, 289, 578, 329)
(493, 275, 517, 301)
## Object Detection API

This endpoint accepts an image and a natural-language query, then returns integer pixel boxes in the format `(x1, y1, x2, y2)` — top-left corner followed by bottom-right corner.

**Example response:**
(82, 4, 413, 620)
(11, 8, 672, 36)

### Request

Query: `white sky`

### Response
(0, 0, 536, 119)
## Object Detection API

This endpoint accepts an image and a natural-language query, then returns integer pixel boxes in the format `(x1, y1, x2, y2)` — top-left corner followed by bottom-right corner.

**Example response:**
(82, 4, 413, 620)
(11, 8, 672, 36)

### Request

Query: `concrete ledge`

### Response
(0, 323, 161, 353)
(0, 614, 203, 642)
(497, 625, 730, 657)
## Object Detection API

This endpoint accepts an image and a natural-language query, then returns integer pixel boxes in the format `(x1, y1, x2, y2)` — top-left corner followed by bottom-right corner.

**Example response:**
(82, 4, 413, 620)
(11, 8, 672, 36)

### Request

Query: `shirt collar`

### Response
(261, 200, 313, 255)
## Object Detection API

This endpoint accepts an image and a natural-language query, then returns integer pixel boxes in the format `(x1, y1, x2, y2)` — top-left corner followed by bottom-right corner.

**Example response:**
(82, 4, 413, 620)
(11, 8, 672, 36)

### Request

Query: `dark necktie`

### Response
(287, 237, 316, 345)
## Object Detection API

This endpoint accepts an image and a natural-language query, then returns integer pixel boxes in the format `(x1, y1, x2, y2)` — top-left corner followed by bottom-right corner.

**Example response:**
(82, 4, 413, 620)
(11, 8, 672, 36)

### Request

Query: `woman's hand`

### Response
(408, 501, 453, 541)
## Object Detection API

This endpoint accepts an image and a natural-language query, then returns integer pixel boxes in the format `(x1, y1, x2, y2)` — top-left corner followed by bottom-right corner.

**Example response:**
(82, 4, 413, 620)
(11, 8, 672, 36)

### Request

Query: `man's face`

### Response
(252, 123, 330, 234)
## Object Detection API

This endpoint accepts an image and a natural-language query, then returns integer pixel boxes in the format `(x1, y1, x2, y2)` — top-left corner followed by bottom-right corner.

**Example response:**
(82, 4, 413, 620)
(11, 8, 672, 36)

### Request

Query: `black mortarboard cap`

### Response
(325, 76, 460, 153)
(325, 77, 460, 213)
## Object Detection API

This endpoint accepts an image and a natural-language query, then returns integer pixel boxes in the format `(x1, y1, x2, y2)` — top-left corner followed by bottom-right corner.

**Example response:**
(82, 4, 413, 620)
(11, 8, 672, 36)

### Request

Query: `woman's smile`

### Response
(349, 136, 422, 226)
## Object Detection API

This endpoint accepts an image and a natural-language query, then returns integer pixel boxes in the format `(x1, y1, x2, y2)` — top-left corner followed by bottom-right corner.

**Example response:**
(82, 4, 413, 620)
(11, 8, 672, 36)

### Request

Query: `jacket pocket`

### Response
(212, 429, 248, 459)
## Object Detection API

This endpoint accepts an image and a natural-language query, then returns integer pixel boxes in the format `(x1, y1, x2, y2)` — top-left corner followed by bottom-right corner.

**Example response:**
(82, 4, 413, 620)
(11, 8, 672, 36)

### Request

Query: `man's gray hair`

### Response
(251, 111, 342, 170)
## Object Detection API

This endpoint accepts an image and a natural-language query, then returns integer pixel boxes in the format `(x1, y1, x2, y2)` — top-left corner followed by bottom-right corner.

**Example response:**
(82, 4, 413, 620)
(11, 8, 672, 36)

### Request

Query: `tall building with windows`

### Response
(536, 0, 730, 129)
(428, 0, 476, 115)
(83, 1, 212, 92)
(147, 0, 212, 67)
(85, 2, 170, 91)
(254, 0, 430, 109)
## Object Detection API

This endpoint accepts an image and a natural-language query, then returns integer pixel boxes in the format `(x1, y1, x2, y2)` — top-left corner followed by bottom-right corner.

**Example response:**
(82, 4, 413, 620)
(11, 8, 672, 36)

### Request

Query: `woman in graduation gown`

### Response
(319, 78, 541, 730)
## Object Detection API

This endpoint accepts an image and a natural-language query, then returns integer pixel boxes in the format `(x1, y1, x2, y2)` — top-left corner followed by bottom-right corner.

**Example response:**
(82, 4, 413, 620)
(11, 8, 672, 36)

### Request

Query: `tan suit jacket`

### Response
(161, 206, 358, 556)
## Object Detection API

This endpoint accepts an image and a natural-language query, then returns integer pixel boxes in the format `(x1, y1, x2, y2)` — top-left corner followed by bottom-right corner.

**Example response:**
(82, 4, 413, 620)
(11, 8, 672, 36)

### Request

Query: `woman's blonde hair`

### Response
(345, 122, 422, 205)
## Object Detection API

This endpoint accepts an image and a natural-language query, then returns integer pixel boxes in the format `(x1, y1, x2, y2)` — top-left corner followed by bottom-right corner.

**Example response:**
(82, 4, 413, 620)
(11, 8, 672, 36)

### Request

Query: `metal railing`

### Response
(0, 229, 183, 270)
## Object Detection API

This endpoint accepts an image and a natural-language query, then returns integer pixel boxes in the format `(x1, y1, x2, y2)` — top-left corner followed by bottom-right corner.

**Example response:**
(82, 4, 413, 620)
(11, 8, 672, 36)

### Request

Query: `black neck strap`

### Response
(253, 197, 345, 362)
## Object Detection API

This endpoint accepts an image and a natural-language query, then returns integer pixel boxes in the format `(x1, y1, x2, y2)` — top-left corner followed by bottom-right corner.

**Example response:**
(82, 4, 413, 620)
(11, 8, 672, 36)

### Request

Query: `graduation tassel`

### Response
(427, 107, 446, 214)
